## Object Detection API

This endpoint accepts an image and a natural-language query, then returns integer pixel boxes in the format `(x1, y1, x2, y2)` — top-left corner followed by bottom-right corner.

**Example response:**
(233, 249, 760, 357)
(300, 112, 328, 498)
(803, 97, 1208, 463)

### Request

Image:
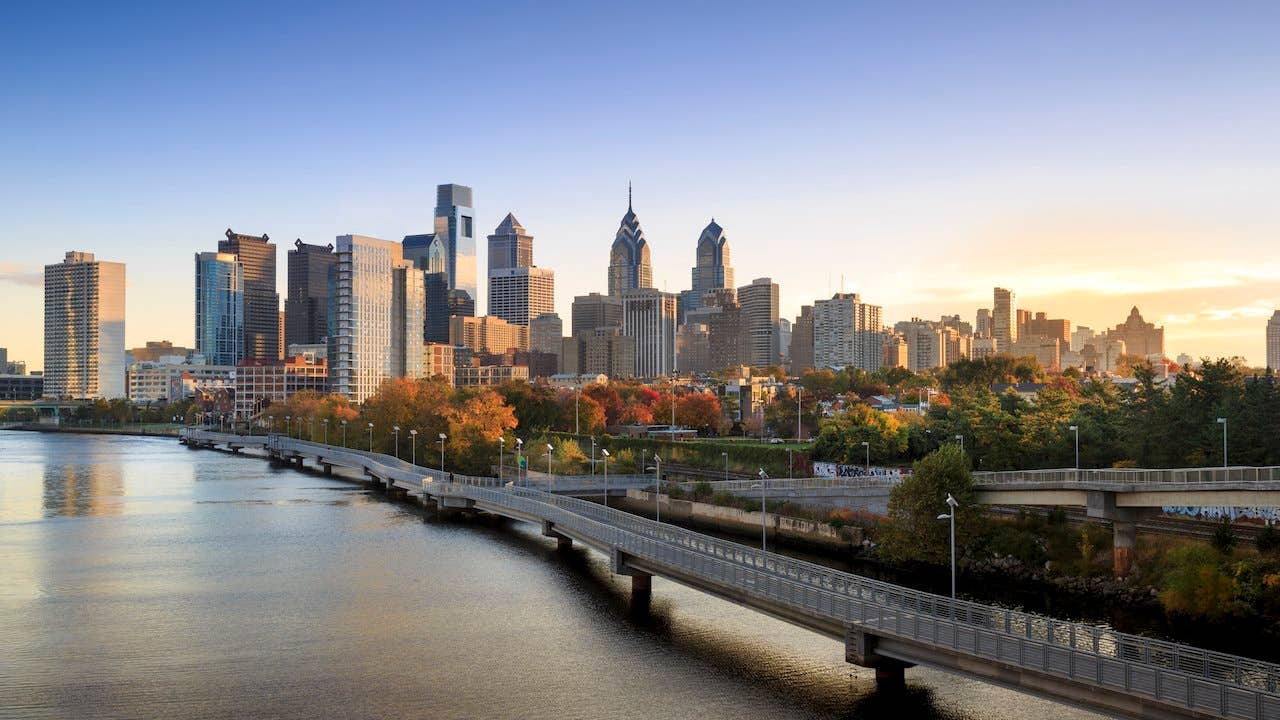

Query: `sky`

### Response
(2, 1, 1278, 369)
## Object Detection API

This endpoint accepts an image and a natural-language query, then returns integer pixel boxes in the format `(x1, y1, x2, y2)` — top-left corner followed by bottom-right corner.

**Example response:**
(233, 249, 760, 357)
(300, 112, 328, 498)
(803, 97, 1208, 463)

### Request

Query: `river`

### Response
(0, 431, 1104, 719)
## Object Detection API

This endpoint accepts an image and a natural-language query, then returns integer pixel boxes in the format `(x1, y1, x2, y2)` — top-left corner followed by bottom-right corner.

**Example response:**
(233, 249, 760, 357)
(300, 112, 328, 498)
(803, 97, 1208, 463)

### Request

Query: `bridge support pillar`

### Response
(1113, 520, 1137, 578)
(321, 463, 332, 476)
(542, 521, 573, 549)
(1086, 491, 1154, 578)
(846, 626, 913, 688)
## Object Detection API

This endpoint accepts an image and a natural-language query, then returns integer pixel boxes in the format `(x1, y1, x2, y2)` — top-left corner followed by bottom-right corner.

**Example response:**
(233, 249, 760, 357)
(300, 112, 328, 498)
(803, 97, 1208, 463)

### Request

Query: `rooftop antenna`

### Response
(628, 181, 633, 210)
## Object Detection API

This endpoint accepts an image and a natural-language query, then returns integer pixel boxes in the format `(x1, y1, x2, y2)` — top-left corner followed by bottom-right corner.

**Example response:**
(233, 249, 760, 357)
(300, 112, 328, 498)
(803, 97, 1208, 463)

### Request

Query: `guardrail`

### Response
(675, 477, 900, 493)
(973, 466, 1280, 486)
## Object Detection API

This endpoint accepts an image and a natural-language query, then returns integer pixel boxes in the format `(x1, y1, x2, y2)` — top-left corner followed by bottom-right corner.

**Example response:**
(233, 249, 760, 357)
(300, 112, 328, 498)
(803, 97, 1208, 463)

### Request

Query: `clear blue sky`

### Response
(2, 1, 1278, 367)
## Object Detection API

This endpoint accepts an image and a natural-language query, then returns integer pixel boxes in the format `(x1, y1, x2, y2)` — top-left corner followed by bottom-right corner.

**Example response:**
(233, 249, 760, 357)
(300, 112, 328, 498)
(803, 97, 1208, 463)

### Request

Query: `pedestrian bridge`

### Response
(180, 429, 1280, 720)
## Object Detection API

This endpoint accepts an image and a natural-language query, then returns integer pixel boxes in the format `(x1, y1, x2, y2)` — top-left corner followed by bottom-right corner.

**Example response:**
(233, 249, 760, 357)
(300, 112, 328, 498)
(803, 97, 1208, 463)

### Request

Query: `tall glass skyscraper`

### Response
(194, 252, 245, 366)
(435, 183, 476, 308)
(218, 229, 279, 361)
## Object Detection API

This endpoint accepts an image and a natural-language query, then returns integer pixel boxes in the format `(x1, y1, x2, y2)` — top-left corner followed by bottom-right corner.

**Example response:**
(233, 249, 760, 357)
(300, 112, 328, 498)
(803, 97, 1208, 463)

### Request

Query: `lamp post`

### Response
(439, 433, 447, 472)
(937, 493, 959, 599)
(722, 451, 728, 481)
(590, 437, 596, 476)
(955, 434, 964, 453)
(268, 415, 274, 434)
(600, 448, 610, 508)
(309, 416, 315, 441)
(545, 443, 554, 481)
(1217, 417, 1228, 468)
(410, 429, 418, 466)
(861, 440, 870, 472)
(1068, 424, 1079, 470)
(753, 468, 769, 552)
(498, 436, 505, 480)
(321, 418, 329, 445)
(340, 419, 347, 448)
(295, 416, 303, 438)
(285, 415, 291, 438)
(651, 454, 662, 521)
(575, 388, 580, 435)
(366, 422, 373, 452)
(796, 387, 803, 441)
(392, 426, 400, 459)
(516, 438, 523, 486)
(787, 448, 793, 479)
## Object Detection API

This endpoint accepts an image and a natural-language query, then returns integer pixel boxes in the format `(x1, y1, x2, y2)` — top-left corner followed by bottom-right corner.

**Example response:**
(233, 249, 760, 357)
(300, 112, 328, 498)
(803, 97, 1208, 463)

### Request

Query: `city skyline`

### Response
(3, 3, 1279, 366)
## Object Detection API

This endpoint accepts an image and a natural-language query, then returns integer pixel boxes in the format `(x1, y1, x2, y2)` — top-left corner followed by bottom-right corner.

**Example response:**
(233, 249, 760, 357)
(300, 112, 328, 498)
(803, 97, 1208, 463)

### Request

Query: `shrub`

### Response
(1160, 544, 1237, 620)
(1257, 524, 1280, 554)
(1212, 520, 1238, 555)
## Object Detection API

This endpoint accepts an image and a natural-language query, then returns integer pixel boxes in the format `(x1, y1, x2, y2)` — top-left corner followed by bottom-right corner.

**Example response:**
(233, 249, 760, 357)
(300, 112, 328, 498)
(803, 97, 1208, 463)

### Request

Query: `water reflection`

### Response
(42, 457, 124, 517)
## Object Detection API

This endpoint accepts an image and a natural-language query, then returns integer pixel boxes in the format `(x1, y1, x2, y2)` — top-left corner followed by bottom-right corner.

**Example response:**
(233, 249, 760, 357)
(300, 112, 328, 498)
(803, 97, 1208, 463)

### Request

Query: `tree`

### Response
(495, 381, 559, 435)
(583, 384, 623, 426)
(676, 392, 724, 435)
(813, 404, 908, 465)
(557, 391, 604, 434)
(879, 445, 984, 564)
(445, 389, 518, 474)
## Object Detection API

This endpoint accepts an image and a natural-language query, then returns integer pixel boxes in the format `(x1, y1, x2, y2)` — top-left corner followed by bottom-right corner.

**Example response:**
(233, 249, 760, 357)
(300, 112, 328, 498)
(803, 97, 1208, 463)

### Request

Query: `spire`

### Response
(628, 181, 632, 211)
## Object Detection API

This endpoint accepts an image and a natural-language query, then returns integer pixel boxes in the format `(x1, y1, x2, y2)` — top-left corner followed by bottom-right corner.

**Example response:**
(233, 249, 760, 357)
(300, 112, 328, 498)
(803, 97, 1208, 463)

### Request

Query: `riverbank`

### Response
(4, 423, 182, 438)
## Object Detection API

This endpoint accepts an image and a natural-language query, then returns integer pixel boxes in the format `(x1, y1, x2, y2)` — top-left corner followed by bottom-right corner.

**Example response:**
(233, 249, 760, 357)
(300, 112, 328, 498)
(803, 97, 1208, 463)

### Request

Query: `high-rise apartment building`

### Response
(790, 305, 815, 373)
(813, 293, 883, 372)
(975, 308, 992, 337)
(738, 277, 780, 367)
(1108, 306, 1164, 358)
(572, 292, 624, 337)
(882, 334, 908, 369)
(43, 251, 126, 399)
(607, 189, 653, 297)
(392, 265, 425, 380)
(285, 239, 335, 347)
(194, 251, 244, 366)
(329, 235, 419, 403)
(1267, 311, 1280, 370)
(622, 288, 677, 377)
(218, 229, 279, 361)
(992, 288, 1017, 349)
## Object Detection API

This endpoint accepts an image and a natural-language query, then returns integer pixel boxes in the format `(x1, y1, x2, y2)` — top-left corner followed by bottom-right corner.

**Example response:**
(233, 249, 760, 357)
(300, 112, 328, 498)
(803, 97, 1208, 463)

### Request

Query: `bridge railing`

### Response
(974, 466, 1280, 486)
(476, 485, 1280, 699)
(459, 484, 1280, 716)
(675, 477, 901, 493)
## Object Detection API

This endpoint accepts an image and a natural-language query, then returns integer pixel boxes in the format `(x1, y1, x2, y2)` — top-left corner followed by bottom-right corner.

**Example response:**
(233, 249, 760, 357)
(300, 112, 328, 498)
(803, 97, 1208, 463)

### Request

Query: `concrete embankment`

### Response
(5, 424, 181, 438)
(617, 489, 861, 551)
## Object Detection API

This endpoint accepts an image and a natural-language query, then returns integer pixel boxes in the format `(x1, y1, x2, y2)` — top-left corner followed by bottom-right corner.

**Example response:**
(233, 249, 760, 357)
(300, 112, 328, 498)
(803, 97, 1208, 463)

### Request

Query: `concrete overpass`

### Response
(181, 428, 1280, 720)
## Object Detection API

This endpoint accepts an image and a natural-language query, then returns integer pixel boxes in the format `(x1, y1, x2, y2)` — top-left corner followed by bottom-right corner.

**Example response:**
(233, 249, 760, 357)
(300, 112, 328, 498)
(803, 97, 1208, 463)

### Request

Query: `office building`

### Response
(607, 188, 653, 296)
(455, 364, 529, 387)
(1012, 336, 1062, 371)
(572, 292, 624, 337)
(529, 312, 563, 375)
(1268, 311, 1280, 370)
(218, 229, 279, 361)
(434, 183, 477, 308)
(681, 219, 733, 316)
(972, 336, 999, 360)
(975, 308, 992, 337)
(194, 251, 245, 366)
(778, 318, 791, 361)
(285, 239, 336, 347)
(687, 290, 749, 373)
(622, 288, 677, 377)
(1071, 326, 1096, 352)
(130, 341, 192, 364)
(127, 362, 235, 405)
(44, 251, 126, 399)
(813, 293, 883, 372)
(676, 322, 711, 375)
(233, 357, 329, 419)
(1108, 306, 1165, 358)
(0, 348, 6, 372)
(329, 235, 418, 403)
(790, 305, 815, 373)
(577, 327, 636, 379)
(992, 287, 1017, 349)
(900, 321, 944, 371)
(487, 212, 533, 270)
(489, 267, 554, 327)
(449, 315, 528, 354)
(423, 343, 455, 385)
(1024, 312, 1071, 347)
(738, 277, 780, 367)
(0, 374, 42, 401)
(392, 265, 425, 379)
(882, 334, 908, 369)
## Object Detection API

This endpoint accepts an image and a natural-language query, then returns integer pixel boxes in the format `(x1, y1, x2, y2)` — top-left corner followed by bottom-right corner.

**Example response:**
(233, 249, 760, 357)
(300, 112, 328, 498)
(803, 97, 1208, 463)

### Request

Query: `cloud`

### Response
(0, 263, 42, 287)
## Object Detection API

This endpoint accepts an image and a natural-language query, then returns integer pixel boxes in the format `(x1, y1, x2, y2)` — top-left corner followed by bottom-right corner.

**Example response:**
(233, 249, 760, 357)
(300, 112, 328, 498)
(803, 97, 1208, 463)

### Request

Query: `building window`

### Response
(462, 215, 473, 238)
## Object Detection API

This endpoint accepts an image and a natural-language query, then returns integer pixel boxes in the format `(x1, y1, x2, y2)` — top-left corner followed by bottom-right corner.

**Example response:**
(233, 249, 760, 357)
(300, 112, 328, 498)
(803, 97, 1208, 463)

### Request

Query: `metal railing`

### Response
(675, 477, 900, 493)
(974, 466, 1280, 487)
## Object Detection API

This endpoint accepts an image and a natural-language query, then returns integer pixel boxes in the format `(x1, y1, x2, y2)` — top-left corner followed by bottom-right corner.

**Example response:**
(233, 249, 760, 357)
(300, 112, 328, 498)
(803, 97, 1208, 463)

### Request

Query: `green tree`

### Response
(879, 445, 983, 564)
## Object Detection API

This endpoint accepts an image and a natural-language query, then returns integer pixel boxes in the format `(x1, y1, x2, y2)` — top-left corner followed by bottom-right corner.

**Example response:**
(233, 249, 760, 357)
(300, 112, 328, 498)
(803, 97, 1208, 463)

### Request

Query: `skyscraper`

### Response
(622, 288, 677, 377)
(486, 214, 554, 327)
(434, 183, 477, 308)
(218, 229, 279, 361)
(975, 308, 992, 337)
(738, 277, 780, 367)
(487, 213, 533, 270)
(571, 292, 624, 337)
(1108, 306, 1165, 358)
(1267, 311, 1280, 370)
(285, 239, 336, 347)
(813, 293, 883, 372)
(607, 187, 653, 297)
(392, 265, 425, 380)
(329, 235, 420, 403)
(682, 219, 733, 316)
(44, 251, 126, 399)
(992, 287, 1017, 350)
(194, 251, 244, 366)
(789, 305, 815, 373)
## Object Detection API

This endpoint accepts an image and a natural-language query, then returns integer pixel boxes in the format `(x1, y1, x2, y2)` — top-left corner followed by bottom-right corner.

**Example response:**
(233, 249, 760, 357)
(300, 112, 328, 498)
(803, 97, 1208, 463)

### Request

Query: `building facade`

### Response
(607, 190, 653, 297)
(1268, 311, 1280, 370)
(992, 287, 1017, 349)
(813, 293, 883, 372)
(489, 267, 555, 327)
(392, 265, 425, 380)
(622, 288, 677, 377)
(44, 251, 126, 399)
(738, 277, 780, 367)
(434, 183, 477, 309)
(571, 292, 624, 337)
(284, 239, 335, 347)
(449, 315, 528, 354)
(218, 229, 279, 362)
(194, 251, 244, 366)
(487, 212, 533, 271)
(789, 305, 815, 373)
(329, 235, 415, 403)
(1108, 306, 1165, 358)
(233, 357, 329, 419)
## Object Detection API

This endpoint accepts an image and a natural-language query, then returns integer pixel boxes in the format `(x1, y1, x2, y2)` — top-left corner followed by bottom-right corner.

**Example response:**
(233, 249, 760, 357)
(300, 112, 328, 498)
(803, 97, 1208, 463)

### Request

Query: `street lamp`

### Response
(651, 454, 663, 521)
(545, 443, 554, 481)
(575, 388, 580, 435)
(937, 493, 959, 599)
(753, 468, 769, 552)
(516, 438, 524, 486)
(601, 448, 610, 508)
(268, 415, 274, 434)
(590, 437, 597, 476)
(285, 415, 291, 438)
(439, 433, 447, 471)
(861, 440, 870, 472)
(392, 426, 400, 459)
(796, 387, 803, 441)
(955, 434, 964, 453)
(722, 451, 728, 481)
(340, 419, 347, 448)
(1217, 417, 1228, 468)
(321, 418, 329, 445)
(367, 422, 373, 452)
(410, 429, 418, 466)
(309, 416, 315, 441)
(1068, 424, 1079, 470)
(498, 436, 505, 480)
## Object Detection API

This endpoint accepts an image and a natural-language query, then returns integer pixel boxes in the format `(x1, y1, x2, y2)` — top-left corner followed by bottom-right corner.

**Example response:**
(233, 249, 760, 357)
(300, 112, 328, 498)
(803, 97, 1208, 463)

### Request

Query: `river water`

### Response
(0, 431, 1103, 719)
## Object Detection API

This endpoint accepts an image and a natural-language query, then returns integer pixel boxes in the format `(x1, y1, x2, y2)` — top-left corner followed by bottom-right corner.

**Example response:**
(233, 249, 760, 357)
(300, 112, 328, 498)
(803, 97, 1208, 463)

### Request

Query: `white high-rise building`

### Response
(489, 267, 555, 326)
(993, 287, 1017, 349)
(813, 293, 883, 371)
(1267, 310, 1280, 370)
(622, 288, 677, 377)
(44, 251, 126, 399)
(738, 277, 780, 367)
(330, 235, 421, 403)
